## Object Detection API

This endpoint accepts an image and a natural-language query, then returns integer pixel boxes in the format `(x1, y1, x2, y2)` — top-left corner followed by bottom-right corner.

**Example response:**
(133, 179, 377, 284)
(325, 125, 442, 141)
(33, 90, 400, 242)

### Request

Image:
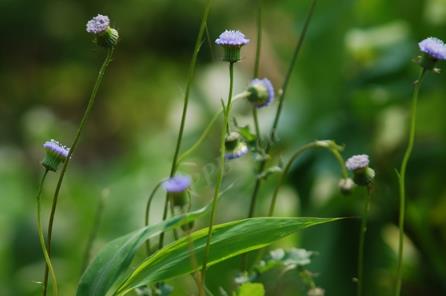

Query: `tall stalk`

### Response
(201, 61, 235, 289)
(395, 68, 426, 296)
(246, 0, 318, 219)
(357, 186, 372, 296)
(43, 48, 114, 296)
(158, 0, 213, 250)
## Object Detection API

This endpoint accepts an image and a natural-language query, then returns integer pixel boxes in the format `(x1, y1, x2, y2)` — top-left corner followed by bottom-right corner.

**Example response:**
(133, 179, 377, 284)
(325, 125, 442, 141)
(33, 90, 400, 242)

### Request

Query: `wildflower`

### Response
(224, 132, 249, 160)
(215, 30, 250, 63)
(416, 37, 446, 70)
(346, 154, 375, 187)
(338, 178, 355, 195)
(41, 140, 69, 172)
(247, 78, 275, 108)
(86, 14, 119, 48)
(163, 175, 191, 208)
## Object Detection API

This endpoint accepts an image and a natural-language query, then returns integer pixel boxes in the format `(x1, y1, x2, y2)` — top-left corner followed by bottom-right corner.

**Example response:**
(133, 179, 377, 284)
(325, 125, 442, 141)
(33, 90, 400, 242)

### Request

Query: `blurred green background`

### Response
(1, 0, 446, 295)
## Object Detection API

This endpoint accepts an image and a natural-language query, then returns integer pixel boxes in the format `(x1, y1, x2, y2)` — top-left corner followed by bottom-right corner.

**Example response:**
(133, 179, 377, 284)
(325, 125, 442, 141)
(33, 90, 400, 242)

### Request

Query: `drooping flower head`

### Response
(418, 37, 446, 60)
(247, 78, 275, 108)
(86, 14, 119, 48)
(163, 175, 191, 193)
(345, 154, 369, 171)
(215, 30, 250, 63)
(163, 175, 191, 208)
(86, 14, 110, 34)
(224, 132, 249, 160)
(346, 154, 375, 187)
(41, 139, 70, 172)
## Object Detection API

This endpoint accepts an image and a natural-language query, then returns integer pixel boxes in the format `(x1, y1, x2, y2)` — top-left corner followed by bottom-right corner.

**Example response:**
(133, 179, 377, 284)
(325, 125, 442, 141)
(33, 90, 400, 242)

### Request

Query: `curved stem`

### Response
(43, 48, 114, 295)
(246, 0, 318, 221)
(201, 61, 235, 288)
(395, 68, 426, 296)
(36, 169, 58, 296)
(144, 181, 164, 255)
(357, 186, 372, 296)
(176, 92, 248, 167)
(158, 0, 213, 249)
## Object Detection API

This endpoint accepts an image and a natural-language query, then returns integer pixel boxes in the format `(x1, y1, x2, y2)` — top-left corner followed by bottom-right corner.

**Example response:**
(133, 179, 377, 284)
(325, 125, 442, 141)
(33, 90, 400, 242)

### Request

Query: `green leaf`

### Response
(76, 205, 209, 296)
(116, 217, 340, 295)
(238, 283, 265, 296)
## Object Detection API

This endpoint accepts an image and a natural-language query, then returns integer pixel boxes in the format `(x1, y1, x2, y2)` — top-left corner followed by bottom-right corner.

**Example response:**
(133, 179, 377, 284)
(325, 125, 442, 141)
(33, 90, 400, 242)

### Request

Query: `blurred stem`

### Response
(396, 68, 426, 296)
(144, 181, 164, 255)
(245, 0, 318, 221)
(81, 194, 105, 272)
(357, 186, 372, 296)
(36, 169, 58, 296)
(253, 0, 263, 78)
(268, 141, 347, 217)
(43, 47, 114, 296)
(176, 92, 248, 166)
(158, 0, 213, 250)
(201, 61, 235, 289)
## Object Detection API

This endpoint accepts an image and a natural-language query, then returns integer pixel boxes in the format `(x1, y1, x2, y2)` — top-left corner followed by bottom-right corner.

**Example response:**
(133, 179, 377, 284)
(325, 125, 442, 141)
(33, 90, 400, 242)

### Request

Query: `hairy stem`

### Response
(43, 48, 114, 295)
(201, 61, 235, 288)
(395, 68, 426, 296)
(158, 0, 213, 249)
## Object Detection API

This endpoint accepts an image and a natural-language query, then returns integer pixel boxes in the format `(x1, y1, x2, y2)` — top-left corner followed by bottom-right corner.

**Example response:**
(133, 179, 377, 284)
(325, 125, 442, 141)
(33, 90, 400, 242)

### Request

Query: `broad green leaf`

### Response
(116, 217, 340, 294)
(76, 205, 209, 296)
(238, 283, 265, 296)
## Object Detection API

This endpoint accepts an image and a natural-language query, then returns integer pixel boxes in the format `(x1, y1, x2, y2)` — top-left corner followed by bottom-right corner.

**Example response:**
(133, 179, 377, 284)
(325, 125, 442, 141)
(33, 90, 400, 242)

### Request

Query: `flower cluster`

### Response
(41, 139, 70, 172)
(163, 175, 191, 208)
(215, 30, 250, 63)
(346, 154, 375, 187)
(86, 14, 119, 48)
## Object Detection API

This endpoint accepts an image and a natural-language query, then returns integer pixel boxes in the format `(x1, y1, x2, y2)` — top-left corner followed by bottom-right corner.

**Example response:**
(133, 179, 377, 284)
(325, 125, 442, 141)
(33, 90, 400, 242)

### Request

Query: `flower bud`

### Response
(416, 37, 446, 71)
(215, 30, 250, 63)
(345, 154, 375, 187)
(224, 132, 249, 160)
(163, 175, 191, 208)
(307, 287, 325, 296)
(86, 14, 119, 48)
(41, 139, 69, 172)
(338, 178, 355, 195)
(247, 78, 275, 108)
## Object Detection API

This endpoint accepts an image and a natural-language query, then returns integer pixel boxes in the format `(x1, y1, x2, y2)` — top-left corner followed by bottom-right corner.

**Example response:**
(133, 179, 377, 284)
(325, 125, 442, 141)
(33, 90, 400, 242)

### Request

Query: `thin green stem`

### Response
(246, 0, 318, 221)
(201, 61, 235, 287)
(36, 169, 58, 296)
(144, 181, 164, 255)
(176, 92, 248, 167)
(395, 68, 426, 296)
(357, 186, 372, 296)
(158, 0, 213, 249)
(43, 48, 114, 295)
(253, 0, 263, 78)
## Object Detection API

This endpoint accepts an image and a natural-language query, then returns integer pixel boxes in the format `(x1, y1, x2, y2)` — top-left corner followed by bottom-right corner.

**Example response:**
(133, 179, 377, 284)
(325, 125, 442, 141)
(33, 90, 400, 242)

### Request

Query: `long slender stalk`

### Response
(201, 61, 235, 288)
(246, 0, 318, 220)
(158, 0, 213, 249)
(35, 169, 58, 296)
(357, 186, 372, 296)
(395, 68, 426, 296)
(144, 181, 164, 255)
(43, 48, 114, 296)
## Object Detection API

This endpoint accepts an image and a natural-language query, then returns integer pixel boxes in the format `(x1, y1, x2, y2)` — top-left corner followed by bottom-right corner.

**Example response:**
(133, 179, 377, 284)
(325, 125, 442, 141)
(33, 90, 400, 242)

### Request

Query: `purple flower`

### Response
(345, 154, 369, 171)
(225, 142, 249, 160)
(86, 14, 110, 34)
(43, 140, 69, 159)
(418, 37, 446, 60)
(215, 30, 250, 47)
(163, 176, 191, 193)
(248, 78, 275, 108)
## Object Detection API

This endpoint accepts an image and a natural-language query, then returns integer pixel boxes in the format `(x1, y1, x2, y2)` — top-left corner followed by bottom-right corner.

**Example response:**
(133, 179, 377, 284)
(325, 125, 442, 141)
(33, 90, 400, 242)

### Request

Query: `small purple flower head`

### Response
(86, 14, 110, 34)
(215, 30, 250, 47)
(163, 175, 191, 193)
(418, 37, 446, 60)
(247, 78, 275, 108)
(345, 154, 369, 171)
(42, 139, 70, 172)
(225, 142, 249, 160)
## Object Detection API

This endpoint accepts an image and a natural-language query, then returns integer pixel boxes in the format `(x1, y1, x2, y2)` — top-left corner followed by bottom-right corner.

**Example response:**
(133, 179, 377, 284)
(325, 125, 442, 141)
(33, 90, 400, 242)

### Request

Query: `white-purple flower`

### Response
(345, 154, 369, 171)
(43, 139, 69, 159)
(225, 142, 249, 160)
(163, 176, 191, 193)
(215, 30, 250, 47)
(418, 37, 446, 60)
(248, 78, 275, 108)
(86, 14, 110, 34)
